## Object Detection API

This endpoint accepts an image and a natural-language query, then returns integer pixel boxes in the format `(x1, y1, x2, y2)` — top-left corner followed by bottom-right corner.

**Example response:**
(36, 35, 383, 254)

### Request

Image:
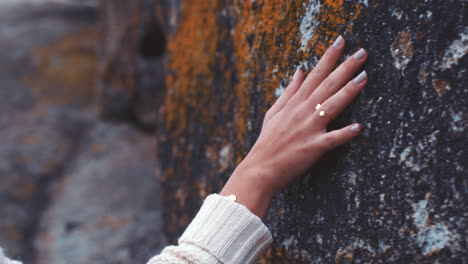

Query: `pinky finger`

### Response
(320, 123, 362, 150)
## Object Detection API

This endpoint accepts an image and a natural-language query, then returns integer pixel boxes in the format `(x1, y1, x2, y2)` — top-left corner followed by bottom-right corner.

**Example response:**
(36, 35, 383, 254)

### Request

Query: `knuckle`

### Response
(311, 112, 321, 124)
(321, 134, 338, 150)
(280, 87, 291, 97)
(341, 85, 354, 98)
(345, 56, 356, 66)
(314, 67, 326, 77)
(291, 110, 302, 123)
(290, 104, 307, 122)
(264, 111, 273, 122)
(323, 77, 338, 89)
(285, 95, 301, 108)
(283, 83, 298, 97)
(337, 60, 355, 76)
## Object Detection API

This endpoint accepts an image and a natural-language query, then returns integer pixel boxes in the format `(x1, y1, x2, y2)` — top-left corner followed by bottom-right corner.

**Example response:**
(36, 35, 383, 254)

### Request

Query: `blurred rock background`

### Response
(1, 0, 467, 264)
(0, 0, 166, 263)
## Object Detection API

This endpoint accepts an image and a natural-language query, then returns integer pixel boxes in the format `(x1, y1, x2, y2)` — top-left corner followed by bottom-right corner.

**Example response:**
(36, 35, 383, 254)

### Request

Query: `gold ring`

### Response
(315, 104, 326, 117)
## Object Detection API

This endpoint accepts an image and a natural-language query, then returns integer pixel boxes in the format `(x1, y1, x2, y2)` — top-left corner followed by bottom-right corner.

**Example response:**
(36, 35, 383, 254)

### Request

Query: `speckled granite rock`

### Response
(156, 0, 467, 263)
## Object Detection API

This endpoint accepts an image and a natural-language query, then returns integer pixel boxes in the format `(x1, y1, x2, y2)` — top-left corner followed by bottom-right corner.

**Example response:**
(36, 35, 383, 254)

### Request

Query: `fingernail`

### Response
(354, 70, 367, 84)
(353, 48, 366, 60)
(333, 35, 344, 47)
(350, 124, 361, 133)
(292, 68, 301, 80)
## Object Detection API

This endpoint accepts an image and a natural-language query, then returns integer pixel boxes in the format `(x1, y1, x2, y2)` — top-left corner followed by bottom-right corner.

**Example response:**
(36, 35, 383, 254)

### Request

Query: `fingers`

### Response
(312, 71, 367, 126)
(266, 69, 305, 119)
(308, 48, 368, 106)
(319, 123, 362, 150)
(294, 35, 346, 100)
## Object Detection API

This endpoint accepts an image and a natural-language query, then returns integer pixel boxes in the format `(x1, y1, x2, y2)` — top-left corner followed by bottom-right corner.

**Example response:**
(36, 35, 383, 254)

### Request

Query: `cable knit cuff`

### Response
(179, 193, 273, 264)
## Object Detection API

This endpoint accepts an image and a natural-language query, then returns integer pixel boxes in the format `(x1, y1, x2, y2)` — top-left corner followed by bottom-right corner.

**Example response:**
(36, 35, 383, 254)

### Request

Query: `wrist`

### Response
(220, 162, 276, 219)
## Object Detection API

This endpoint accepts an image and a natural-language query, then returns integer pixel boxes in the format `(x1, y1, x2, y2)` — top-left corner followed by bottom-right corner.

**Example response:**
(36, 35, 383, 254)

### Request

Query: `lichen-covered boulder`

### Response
(157, 0, 467, 263)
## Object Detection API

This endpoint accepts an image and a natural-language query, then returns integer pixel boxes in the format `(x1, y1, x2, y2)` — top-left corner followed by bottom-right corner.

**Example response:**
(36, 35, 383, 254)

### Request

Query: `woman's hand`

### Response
(220, 36, 368, 219)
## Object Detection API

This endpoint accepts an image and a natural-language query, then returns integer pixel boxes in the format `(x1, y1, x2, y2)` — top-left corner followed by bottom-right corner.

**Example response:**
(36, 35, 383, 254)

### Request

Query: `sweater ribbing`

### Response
(177, 194, 273, 263)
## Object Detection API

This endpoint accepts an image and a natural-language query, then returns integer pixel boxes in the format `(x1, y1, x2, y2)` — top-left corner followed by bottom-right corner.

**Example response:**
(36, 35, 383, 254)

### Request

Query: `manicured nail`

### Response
(292, 68, 301, 80)
(354, 71, 367, 84)
(350, 124, 361, 133)
(353, 48, 366, 60)
(333, 35, 344, 47)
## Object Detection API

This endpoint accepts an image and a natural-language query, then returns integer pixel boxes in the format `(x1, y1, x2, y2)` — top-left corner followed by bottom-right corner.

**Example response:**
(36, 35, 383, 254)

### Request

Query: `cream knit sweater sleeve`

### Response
(147, 194, 273, 264)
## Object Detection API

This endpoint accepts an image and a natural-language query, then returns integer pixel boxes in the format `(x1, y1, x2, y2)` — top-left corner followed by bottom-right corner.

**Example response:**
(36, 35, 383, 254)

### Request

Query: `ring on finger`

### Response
(315, 103, 326, 117)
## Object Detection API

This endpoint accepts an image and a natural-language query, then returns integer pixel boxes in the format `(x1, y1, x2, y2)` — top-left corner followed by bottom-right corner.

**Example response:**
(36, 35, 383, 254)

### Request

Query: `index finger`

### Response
(293, 35, 346, 101)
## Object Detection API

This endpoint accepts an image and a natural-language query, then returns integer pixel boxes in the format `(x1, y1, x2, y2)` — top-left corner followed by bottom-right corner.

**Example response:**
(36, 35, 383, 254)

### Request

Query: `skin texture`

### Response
(220, 36, 368, 219)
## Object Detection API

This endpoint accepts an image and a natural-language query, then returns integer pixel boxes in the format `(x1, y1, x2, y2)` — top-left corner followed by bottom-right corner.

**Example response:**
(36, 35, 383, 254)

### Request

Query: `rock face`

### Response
(156, 0, 468, 263)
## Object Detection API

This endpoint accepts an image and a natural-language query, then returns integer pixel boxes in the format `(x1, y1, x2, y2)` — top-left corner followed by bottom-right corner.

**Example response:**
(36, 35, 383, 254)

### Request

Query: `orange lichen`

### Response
(97, 215, 129, 229)
(175, 185, 189, 207)
(18, 135, 42, 144)
(306, 0, 361, 56)
(391, 30, 414, 70)
(432, 79, 450, 96)
(194, 181, 209, 200)
(335, 246, 355, 263)
(24, 27, 98, 105)
(9, 180, 37, 202)
(258, 246, 302, 263)
(277, 206, 283, 217)
(91, 143, 104, 154)
(418, 68, 427, 84)
(5, 229, 21, 241)
(164, 0, 218, 134)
